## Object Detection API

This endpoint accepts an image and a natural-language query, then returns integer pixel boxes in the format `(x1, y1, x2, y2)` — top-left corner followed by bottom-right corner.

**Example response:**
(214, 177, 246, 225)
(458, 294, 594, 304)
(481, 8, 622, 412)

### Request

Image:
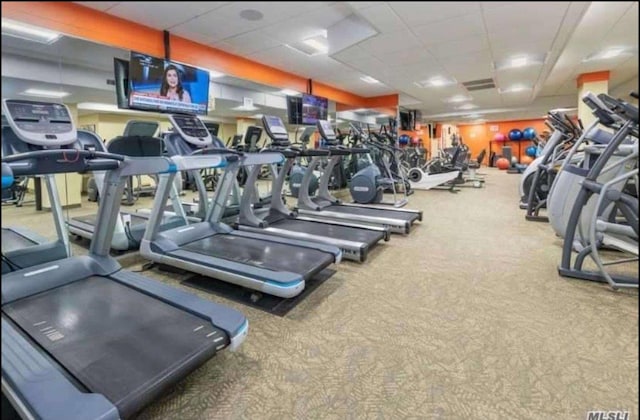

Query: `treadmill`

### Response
(1, 99, 248, 420)
(2, 126, 72, 274)
(140, 114, 341, 299)
(288, 119, 423, 234)
(67, 122, 188, 251)
(235, 115, 390, 262)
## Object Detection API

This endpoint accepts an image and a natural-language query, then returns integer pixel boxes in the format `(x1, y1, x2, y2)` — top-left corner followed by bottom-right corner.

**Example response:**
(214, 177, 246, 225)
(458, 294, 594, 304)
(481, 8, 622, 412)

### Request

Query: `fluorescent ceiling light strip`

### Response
(360, 76, 380, 84)
(2, 18, 61, 43)
(303, 38, 328, 53)
(22, 88, 70, 98)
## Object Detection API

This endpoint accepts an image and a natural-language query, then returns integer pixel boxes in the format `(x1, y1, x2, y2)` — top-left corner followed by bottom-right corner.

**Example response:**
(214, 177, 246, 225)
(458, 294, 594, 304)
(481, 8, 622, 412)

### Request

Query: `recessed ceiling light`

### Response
(444, 95, 472, 103)
(494, 54, 546, 70)
(498, 85, 533, 93)
(498, 85, 532, 94)
(583, 47, 628, 61)
(465, 113, 482, 119)
(414, 76, 457, 88)
(21, 88, 70, 98)
(1, 18, 61, 44)
(455, 103, 478, 110)
(510, 56, 528, 67)
(360, 76, 381, 84)
(239, 9, 264, 21)
(209, 70, 225, 78)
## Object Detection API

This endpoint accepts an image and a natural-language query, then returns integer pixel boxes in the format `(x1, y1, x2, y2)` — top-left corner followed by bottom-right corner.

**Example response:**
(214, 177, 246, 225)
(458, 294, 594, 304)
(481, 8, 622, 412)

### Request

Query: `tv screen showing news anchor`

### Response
(128, 51, 210, 115)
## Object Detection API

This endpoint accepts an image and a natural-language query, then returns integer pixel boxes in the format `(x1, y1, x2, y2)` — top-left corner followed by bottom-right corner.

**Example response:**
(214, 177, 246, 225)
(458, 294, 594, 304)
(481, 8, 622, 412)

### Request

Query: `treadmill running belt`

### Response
(326, 205, 419, 222)
(273, 219, 384, 246)
(3, 276, 228, 419)
(1, 228, 37, 253)
(182, 234, 334, 281)
(74, 213, 148, 226)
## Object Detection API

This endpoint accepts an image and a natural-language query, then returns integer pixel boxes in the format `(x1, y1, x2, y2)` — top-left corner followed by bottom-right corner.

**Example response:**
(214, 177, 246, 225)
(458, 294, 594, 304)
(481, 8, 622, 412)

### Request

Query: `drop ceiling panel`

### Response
(494, 67, 543, 86)
(426, 34, 489, 58)
(388, 2, 480, 26)
(491, 41, 555, 62)
(412, 13, 486, 45)
(331, 45, 371, 62)
(358, 30, 422, 55)
(75, 2, 120, 11)
(260, 3, 354, 44)
(482, 2, 569, 33)
(347, 2, 385, 10)
(378, 50, 436, 68)
(218, 31, 281, 56)
(104, 2, 228, 30)
(355, 4, 407, 34)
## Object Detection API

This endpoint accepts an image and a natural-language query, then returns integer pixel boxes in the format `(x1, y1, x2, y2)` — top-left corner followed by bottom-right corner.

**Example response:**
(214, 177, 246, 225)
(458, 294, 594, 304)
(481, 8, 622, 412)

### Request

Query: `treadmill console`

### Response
(317, 120, 336, 141)
(2, 99, 76, 146)
(168, 114, 213, 147)
(261, 115, 289, 142)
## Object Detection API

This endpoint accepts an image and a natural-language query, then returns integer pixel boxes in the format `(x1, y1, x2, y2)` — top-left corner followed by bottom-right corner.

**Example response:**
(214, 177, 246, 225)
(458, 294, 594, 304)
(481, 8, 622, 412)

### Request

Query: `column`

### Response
(577, 71, 610, 127)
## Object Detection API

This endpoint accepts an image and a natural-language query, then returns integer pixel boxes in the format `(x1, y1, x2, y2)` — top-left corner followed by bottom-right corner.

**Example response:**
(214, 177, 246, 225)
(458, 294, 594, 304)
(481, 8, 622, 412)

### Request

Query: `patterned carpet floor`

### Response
(2, 168, 637, 419)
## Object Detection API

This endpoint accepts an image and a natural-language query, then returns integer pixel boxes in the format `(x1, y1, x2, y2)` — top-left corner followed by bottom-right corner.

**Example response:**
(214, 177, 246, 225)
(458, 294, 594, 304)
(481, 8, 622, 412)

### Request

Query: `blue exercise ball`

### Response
(508, 129, 523, 141)
(398, 134, 410, 146)
(523, 127, 536, 140)
(525, 145, 537, 157)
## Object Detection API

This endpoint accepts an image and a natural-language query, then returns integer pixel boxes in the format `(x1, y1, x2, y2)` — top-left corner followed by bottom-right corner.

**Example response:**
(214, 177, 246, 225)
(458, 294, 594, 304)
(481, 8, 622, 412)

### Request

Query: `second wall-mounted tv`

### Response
(302, 94, 328, 125)
(128, 51, 210, 115)
(286, 93, 328, 125)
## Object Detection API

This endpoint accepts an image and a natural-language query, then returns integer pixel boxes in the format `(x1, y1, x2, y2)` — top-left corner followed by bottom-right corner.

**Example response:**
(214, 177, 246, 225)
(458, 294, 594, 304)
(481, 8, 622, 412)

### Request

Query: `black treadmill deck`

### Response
(327, 205, 419, 222)
(270, 218, 384, 246)
(1, 228, 37, 253)
(3, 276, 228, 419)
(181, 234, 334, 281)
(73, 213, 148, 227)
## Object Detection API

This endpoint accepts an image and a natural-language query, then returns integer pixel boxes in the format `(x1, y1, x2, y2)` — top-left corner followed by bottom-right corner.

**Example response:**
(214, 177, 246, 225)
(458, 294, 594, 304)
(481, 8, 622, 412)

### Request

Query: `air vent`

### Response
(462, 78, 496, 91)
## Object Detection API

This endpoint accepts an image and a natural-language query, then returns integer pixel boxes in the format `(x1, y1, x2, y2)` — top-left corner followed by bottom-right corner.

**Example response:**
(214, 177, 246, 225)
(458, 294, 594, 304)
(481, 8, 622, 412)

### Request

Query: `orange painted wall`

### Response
(459, 118, 548, 163)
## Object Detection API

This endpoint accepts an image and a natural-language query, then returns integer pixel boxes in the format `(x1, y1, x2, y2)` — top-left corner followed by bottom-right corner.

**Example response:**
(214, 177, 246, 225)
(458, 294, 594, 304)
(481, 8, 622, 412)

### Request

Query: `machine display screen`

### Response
(265, 116, 287, 135)
(171, 115, 210, 139)
(318, 120, 335, 137)
(5, 100, 72, 134)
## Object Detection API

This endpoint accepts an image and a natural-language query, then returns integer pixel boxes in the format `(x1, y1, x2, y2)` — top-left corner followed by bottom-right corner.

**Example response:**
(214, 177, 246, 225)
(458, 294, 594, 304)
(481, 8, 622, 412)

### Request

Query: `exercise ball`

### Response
(508, 129, 523, 141)
(521, 155, 534, 165)
(411, 136, 421, 146)
(496, 157, 510, 170)
(525, 145, 537, 157)
(523, 127, 536, 140)
(493, 133, 506, 142)
(398, 134, 410, 146)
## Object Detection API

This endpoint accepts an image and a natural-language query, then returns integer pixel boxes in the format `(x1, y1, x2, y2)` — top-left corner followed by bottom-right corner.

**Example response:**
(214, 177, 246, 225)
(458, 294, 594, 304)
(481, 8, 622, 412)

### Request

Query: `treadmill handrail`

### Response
(2, 149, 123, 176)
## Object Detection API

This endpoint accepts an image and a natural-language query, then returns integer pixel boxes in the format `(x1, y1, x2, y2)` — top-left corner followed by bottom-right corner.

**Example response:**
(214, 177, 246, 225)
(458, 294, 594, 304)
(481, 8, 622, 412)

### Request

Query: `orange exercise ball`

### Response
(496, 157, 510, 170)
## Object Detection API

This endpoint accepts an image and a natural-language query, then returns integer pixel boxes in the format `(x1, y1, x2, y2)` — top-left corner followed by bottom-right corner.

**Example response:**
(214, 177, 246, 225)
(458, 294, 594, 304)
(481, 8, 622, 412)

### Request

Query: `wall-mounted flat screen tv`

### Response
(128, 51, 210, 115)
(301, 93, 328, 125)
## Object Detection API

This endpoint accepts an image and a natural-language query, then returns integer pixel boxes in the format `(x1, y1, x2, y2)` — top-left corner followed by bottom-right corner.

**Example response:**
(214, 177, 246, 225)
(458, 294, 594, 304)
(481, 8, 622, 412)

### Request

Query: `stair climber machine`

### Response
(1, 99, 248, 420)
(235, 115, 390, 263)
(140, 113, 341, 299)
(292, 119, 422, 234)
